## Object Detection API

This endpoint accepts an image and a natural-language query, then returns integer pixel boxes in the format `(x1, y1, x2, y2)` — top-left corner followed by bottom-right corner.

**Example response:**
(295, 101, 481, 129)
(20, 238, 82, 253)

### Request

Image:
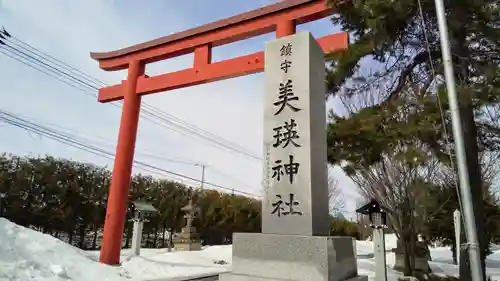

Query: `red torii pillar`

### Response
(90, 0, 349, 265)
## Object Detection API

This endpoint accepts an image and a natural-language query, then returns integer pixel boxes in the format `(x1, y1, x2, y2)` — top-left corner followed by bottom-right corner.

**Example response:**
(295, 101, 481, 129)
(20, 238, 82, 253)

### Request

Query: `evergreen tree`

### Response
(326, 0, 499, 278)
(0, 153, 261, 250)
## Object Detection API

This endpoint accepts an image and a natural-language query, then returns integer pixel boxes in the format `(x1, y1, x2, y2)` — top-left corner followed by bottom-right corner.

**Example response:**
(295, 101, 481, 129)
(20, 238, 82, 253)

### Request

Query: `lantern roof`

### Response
(132, 201, 158, 214)
(355, 198, 390, 215)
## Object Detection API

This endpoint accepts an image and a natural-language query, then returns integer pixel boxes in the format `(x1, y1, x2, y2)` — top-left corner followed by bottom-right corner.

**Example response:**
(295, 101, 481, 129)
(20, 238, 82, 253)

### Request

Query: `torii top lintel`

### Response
(90, 0, 348, 103)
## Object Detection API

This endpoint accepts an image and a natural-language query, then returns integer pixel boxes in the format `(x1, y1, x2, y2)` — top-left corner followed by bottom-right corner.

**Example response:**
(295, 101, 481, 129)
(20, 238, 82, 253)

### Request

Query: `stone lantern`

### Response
(173, 194, 202, 251)
(356, 199, 388, 281)
(130, 201, 158, 256)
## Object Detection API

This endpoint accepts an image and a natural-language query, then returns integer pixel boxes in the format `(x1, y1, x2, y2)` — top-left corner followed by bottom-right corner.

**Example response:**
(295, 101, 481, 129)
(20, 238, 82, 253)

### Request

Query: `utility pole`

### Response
(434, 0, 484, 279)
(196, 164, 206, 189)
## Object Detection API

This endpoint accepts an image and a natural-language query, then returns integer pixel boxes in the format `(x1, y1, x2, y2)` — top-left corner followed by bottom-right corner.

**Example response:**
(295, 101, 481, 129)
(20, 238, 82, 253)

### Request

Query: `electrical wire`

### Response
(0, 28, 261, 161)
(0, 109, 261, 198)
(0, 29, 262, 197)
(4, 110, 206, 166)
(0, 50, 210, 168)
(0, 47, 98, 99)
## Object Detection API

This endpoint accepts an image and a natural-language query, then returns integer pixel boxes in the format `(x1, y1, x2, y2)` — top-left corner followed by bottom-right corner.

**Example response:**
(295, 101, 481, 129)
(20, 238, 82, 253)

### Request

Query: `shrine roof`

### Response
(90, 0, 319, 61)
(132, 201, 158, 213)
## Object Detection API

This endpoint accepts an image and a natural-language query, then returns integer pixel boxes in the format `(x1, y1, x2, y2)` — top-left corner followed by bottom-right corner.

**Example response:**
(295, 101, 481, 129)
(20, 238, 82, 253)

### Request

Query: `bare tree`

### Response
(345, 146, 438, 276)
(328, 168, 345, 215)
(480, 151, 500, 195)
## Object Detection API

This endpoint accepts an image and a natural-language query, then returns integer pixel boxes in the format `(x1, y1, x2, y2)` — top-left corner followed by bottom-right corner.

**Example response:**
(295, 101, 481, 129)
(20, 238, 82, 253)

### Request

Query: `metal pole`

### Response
(434, 0, 484, 279)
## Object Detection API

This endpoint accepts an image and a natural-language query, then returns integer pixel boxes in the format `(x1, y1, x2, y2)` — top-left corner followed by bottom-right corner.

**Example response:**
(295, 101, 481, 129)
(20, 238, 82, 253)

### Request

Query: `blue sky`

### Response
(0, 0, 360, 215)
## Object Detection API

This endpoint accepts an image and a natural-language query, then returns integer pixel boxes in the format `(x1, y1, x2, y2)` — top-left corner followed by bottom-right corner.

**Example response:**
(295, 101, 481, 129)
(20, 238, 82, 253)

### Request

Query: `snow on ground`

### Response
(0, 218, 130, 281)
(85, 246, 232, 280)
(2, 218, 500, 281)
(357, 234, 500, 280)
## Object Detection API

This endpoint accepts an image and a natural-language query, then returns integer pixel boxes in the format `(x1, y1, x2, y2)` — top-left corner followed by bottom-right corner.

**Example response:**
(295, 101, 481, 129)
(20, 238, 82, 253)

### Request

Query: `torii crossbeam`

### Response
(90, 0, 348, 265)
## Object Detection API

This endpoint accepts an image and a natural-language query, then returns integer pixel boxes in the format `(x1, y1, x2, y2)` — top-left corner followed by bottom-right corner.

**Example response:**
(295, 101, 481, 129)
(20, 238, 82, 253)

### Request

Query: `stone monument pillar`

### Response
(173, 196, 202, 251)
(219, 32, 367, 281)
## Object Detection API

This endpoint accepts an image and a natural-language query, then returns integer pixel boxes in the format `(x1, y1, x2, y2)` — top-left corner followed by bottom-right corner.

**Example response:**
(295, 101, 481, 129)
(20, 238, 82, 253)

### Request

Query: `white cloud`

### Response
(0, 0, 358, 211)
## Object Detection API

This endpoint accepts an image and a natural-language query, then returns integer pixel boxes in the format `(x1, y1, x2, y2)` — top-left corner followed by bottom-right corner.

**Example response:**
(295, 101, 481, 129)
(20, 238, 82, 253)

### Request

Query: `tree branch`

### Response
(383, 50, 440, 104)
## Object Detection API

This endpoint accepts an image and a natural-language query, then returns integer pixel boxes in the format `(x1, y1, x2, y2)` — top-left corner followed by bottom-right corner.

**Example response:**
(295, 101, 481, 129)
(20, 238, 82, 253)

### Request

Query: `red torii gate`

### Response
(90, 0, 348, 265)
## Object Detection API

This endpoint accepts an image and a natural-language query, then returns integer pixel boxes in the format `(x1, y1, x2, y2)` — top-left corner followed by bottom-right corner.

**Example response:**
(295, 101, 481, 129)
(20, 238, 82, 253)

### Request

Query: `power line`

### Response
(0, 48, 259, 192)
(0, 50, 202, 166)
(0, 47, 98, 99)
(0, 27, 261, 161)
(0, 40, 261, 196)
(0, 43, 259, 161)
(0, 109, 261, 198)
(4, 31, 105, 88)
(1, 110, 206, 166)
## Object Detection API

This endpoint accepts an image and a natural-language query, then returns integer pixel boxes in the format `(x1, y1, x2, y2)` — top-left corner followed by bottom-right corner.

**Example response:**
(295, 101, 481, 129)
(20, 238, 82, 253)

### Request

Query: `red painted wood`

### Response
(97, 32, 348, 103)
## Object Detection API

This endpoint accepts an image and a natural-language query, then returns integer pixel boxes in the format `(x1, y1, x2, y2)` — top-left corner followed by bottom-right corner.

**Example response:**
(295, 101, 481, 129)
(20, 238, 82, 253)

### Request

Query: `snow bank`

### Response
(0, 218, 130, 281)
(2, 217, 500, 281)
(355, 236, 500, 281)
(0, 218, 231, 281)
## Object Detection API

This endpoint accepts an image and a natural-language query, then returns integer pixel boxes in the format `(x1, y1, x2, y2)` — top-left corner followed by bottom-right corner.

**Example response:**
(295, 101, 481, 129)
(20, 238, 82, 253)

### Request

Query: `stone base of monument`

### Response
(218, 233, 368, 281)
(219, 274, 367, 281)
(173, 242, 202, 251)
(173, 226, 202, 251)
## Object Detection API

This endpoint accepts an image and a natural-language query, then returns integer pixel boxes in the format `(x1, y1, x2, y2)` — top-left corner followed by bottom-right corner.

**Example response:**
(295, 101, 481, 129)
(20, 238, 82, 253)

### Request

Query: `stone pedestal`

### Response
(174, 197, 202, 251)
(220, 274, 367, 281)
(173, 226, 202, 251)
(220, 33, 366, 281)
(219, 233, 367, 281)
